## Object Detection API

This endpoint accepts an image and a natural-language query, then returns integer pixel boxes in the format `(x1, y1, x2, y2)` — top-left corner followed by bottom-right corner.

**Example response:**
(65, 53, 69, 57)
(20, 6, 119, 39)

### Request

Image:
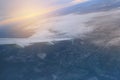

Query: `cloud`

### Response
(30, 8, 120, 48)
(0, 8, 118, 47)
(1, 1, 120, 48)
(0, 11, 97, 47)
(30, 13, 96, 39)
(84, 9, 120, 47)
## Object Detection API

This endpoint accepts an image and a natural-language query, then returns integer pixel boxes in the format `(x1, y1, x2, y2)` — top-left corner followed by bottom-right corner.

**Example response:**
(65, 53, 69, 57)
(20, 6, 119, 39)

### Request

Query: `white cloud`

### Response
(1, 7, 120, 48)
(30, 13, 97, 39)
(30, 8, 120, 48)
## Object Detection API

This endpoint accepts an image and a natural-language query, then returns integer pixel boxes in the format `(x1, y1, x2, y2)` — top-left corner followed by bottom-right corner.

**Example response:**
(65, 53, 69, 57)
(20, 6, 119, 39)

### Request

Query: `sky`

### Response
(0, 0, 88, 38)
(0, 0, 87, 19)
(0, 0, 86, 25)
(1, 0, 120, 48)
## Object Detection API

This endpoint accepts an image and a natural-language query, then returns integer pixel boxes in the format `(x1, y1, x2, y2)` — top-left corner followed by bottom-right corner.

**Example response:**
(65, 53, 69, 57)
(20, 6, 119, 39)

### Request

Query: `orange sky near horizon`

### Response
(0, 0, 88, 25)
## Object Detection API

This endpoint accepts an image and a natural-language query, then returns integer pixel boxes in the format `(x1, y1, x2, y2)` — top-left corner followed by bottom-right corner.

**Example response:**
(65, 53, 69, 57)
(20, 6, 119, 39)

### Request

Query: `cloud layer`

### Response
(1, 0, 120, 48)
(29, 8, 120, 47)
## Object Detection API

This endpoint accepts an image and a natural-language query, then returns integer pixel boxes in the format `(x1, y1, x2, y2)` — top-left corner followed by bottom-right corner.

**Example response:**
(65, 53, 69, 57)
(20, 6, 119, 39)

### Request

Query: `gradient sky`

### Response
(0, 0, 88, 38)
(1, 0, 120, 48)
(0, 0, 88, 29)
(0, 0, 87, 18)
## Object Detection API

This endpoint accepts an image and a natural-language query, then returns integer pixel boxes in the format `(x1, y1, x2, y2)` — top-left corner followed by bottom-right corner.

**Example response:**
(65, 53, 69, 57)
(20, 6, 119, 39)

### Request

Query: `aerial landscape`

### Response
(1, 0, 120, 80)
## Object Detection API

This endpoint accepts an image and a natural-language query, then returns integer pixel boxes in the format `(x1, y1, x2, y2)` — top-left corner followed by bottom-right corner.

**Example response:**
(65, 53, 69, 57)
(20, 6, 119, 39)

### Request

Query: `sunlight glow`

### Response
(0, 7, 53, 25)
(0, 0, 88, 25)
